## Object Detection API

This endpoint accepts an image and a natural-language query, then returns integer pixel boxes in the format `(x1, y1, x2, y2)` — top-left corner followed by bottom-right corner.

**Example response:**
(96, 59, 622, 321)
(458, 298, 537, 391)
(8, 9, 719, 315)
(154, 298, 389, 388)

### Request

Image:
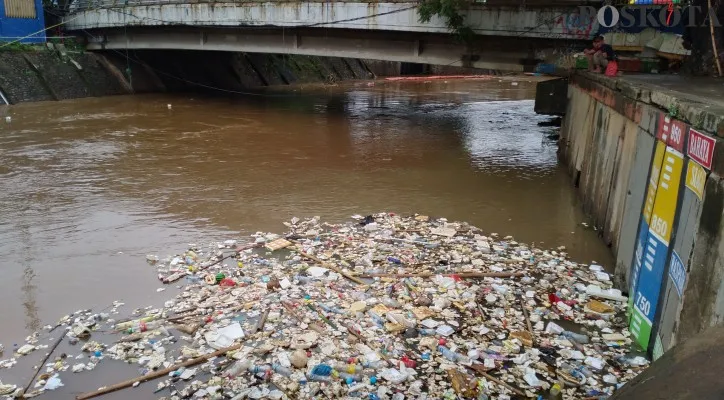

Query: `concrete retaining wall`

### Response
(560, 72, 724, 358)
(0, 50, 133, 104)
(0, 49, 375, 104)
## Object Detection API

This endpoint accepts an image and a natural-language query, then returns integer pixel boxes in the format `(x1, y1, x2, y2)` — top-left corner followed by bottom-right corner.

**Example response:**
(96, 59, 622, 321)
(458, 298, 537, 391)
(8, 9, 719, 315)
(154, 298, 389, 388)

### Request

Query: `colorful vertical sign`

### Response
(668, 251, 686, 297)
(630, 144, 684, 349)
(685, 160, 707, 200)
(657, 114, 688, 152)
(687, 129, 716, 170)
(630, 141, 667, 298)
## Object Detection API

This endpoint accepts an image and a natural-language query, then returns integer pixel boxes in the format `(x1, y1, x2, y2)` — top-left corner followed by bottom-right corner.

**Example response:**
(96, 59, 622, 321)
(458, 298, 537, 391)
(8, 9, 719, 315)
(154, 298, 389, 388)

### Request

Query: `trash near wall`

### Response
(559, 72, 723, 359)
(0, 214, 648, 399)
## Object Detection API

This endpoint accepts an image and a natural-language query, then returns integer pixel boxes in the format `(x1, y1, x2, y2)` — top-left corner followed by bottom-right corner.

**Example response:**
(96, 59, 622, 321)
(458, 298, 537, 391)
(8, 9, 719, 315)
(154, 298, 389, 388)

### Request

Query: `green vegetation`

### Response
(0, 42, 37, 52)
(417, 0, 475, 43)
(49, 37, 86, 52)
(667, 103, 680, 118)
(0, 38, 84, 53)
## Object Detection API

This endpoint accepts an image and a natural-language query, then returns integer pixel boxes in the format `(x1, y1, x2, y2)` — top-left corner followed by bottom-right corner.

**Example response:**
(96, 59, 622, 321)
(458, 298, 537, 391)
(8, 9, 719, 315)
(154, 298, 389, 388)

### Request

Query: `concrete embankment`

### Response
(558, 72, 724, 359)
(0, 47, 380, 104)
(0, 44, 503, 105)
(0, 48, 128, 104)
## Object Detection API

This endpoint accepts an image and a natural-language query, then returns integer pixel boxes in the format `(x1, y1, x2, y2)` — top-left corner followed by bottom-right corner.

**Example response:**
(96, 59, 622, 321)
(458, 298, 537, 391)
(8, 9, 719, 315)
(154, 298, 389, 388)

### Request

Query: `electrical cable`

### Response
(0, 1, 416, 48)
(0, 0, 119, 48)
(0, 14, 84, 48)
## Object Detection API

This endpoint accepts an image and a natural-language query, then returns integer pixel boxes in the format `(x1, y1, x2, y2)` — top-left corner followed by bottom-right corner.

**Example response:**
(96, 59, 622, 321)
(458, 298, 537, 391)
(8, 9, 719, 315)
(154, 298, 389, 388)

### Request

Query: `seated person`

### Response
(584, 36, 617, 73)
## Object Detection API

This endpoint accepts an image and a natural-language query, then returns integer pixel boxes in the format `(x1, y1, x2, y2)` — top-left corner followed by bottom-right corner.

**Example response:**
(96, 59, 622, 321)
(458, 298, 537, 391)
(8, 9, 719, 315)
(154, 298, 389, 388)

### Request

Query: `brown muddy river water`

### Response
(0, 78, 611, 397)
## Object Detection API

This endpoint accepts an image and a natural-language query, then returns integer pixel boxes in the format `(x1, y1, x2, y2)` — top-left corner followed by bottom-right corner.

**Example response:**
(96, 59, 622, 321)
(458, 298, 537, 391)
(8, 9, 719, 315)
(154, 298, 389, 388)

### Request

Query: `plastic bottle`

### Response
(562, 331, 590, 344)
(616, 355, 648, 367)
(223, 360, 252, 378)
(116, 316, 157, 330)
(337, 372, 363, 382)
(381, 297, 402, 308)
(294, 275, 313, 284)
(361, 360, 384, 369)
(271, 363, 292, 376)
(368, 311, 385, 327)
(126, 320, 164, 334)
(307, 373, 332, 382)
(438, 346, 468, 363)
(319, 304, 346, 315)
(334, 363, 364, 373)
(249, 365, 271, 375)
(576, 365, 594, 377)
(548, 383, 563, 400)
(418, 328, 437, 335)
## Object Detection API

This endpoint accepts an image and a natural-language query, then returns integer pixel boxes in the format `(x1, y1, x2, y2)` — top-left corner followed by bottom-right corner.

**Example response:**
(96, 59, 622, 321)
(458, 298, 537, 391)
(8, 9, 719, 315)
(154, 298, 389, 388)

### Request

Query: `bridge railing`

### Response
(71, 0, 417, 11)
(70, 0, 598, 12)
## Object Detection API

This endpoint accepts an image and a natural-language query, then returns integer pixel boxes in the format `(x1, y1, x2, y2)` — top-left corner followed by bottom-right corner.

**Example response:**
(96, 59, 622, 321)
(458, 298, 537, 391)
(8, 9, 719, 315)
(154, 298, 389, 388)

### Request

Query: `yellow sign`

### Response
(643, 141, 667, 225)
(685, 160, 707, 201)
(649, 146, 684, 244)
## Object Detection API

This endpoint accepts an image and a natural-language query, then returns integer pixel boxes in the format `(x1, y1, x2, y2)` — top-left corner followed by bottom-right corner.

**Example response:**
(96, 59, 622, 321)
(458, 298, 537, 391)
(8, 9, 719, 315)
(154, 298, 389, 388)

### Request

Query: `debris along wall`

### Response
(559, 72, 723, 358)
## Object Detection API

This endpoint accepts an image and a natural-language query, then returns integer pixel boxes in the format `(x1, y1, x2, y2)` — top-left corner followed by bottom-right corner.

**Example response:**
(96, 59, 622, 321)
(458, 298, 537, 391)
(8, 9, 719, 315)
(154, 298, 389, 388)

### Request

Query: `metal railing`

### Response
(71, 0, 413, 11)
(69, 0, 598, 13)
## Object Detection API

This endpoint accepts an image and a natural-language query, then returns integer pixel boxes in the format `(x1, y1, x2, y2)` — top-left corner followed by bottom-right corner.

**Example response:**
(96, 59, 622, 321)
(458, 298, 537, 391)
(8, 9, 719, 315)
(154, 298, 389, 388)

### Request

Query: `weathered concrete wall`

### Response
(610, 324, 724, 400)
(0, 50, 130, 104)
(677, 176, 724, 342)
(129, 50, 373, 91)
(560, 72, 724, 358)
(66, 2, 598, 40)
(0, 52, 55, 103)
(559, 84, 641, 254)
(364, 60, 401, 77)
(0, 49, 375, 104)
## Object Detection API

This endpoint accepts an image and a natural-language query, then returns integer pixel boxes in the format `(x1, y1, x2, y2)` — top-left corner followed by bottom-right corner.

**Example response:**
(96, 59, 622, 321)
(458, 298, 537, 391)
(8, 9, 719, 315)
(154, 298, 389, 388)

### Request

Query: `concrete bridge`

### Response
(64, 0, 599, 71)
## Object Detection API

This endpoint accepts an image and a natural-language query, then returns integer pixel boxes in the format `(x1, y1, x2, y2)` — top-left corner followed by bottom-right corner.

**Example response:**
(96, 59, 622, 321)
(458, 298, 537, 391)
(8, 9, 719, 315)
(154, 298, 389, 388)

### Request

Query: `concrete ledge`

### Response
(575, 72, 724, 138)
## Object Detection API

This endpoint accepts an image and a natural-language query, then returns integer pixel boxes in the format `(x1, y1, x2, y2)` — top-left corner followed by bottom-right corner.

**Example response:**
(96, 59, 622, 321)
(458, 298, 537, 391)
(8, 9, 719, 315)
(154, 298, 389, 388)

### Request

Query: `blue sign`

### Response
(634, 230, 669, 323)
(668, 251, 686, 297)
(630, 219, 650, 294)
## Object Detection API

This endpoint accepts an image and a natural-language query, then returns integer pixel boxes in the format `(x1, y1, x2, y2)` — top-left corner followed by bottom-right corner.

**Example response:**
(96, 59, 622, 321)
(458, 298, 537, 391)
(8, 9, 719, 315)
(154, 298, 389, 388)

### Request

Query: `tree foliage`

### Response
(418, 0, 475, 43)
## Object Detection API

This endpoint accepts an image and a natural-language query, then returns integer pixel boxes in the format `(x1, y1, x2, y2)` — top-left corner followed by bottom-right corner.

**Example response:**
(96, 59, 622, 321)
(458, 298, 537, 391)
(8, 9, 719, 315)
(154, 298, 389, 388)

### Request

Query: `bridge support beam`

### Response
(86, 28, 535, 71)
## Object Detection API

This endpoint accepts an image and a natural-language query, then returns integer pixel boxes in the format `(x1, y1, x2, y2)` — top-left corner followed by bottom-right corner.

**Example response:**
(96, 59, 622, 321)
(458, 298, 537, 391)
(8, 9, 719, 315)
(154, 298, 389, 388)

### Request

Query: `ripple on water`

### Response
(0, 82, 613, 348)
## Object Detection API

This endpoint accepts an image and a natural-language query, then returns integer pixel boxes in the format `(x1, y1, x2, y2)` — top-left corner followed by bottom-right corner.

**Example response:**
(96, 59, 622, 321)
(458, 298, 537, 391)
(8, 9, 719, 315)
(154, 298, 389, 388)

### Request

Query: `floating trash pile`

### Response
(1, 213, 648, 399)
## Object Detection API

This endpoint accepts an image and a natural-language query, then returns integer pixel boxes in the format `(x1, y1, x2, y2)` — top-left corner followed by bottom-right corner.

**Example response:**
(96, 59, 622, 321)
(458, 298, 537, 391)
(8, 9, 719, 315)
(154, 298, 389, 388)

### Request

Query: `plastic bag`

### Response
(605, 60, 619, 77)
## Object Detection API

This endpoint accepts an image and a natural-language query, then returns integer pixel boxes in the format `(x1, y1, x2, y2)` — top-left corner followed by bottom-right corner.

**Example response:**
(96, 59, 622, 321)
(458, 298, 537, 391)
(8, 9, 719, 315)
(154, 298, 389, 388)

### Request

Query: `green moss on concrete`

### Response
(285, 55, 325, 83)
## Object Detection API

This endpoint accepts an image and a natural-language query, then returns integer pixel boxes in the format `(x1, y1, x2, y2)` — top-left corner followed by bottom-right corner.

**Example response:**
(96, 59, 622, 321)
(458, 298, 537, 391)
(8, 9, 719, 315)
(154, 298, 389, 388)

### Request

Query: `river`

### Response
(0, 78, 611, 395)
